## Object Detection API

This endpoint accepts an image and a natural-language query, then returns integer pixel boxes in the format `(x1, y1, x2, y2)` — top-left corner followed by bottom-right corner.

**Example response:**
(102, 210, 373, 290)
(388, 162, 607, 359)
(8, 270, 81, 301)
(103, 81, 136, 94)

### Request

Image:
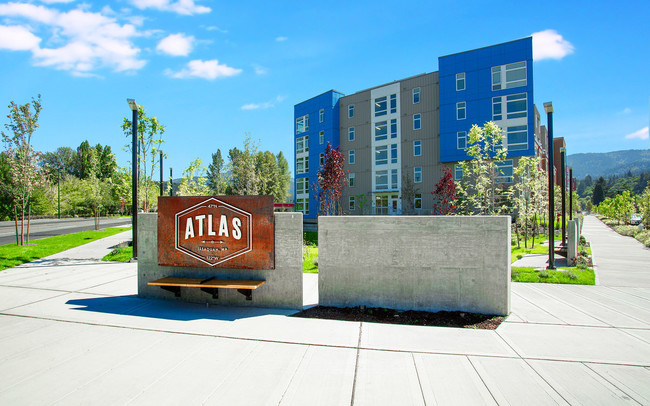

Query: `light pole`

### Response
(127, 98, 138, 259)
(169, 168, 173, 196)
(159, 150, 164, 197)
(57, 170, 61, 219)
(560, 147, 566, 247)
(569, 168, 573, 220)
(544, 101, 555, 269)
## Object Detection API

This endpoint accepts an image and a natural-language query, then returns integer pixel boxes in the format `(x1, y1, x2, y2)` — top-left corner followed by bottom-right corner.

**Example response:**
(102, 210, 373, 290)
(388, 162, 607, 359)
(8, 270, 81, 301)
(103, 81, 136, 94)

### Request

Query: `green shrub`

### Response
(538, 270, 550, 278)
(563, 270, 578, 280)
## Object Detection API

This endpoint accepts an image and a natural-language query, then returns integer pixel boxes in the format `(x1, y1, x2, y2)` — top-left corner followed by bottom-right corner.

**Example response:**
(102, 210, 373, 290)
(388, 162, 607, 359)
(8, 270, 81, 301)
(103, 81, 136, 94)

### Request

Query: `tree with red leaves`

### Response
(313, 142, 348, 215)
(432, 167, 458, 215)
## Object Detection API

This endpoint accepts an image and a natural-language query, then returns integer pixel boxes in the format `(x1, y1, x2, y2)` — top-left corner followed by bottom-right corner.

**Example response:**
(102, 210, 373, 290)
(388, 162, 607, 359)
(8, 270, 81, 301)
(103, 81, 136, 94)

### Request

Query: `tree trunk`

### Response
(523, 217, 528, 248)
(26, 203, 31, 244)
(532, 214, 537, 248)
(20, 203, 25, 246)
(13, 205, 19, 246)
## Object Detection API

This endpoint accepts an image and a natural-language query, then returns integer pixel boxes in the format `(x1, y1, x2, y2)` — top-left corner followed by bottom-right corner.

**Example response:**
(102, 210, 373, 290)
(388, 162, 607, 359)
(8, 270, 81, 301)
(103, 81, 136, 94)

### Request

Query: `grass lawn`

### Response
(103, 245, 133, 262)
(511, 239, 549, 263)
(512, 266, 595, 285)
(0, 227, 131, 271)
(303, 231, 319, 273)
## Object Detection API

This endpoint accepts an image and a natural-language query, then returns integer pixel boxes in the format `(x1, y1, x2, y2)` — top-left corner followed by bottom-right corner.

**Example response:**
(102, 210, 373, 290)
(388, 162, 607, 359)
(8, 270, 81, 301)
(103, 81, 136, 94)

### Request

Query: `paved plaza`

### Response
(0, 215, 648, 404)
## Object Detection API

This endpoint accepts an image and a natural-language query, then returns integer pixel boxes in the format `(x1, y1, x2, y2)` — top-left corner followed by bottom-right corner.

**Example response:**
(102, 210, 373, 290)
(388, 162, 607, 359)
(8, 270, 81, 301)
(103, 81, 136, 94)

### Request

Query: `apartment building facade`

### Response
(294, 37, 547, 219)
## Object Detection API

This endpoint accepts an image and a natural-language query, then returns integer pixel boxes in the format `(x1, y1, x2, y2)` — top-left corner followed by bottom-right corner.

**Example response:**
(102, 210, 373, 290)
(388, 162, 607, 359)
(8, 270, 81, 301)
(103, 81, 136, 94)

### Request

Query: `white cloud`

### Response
(241, 95, 285, 110)
(625, 127, 649, 140)
(0, 2, 145, 74)
(531, 29, 574, 61)
(275, 36, 287, 42)
(619, 107, 632, 115)
(253, 64, 267, 75)
(131, 0, 210, 15)
(157, 33, 193, 56)
(167, 59, 241, 80)
(205, 26, 227, 33)
(0, 25, 41, 50)
(39, 0, 76, 4)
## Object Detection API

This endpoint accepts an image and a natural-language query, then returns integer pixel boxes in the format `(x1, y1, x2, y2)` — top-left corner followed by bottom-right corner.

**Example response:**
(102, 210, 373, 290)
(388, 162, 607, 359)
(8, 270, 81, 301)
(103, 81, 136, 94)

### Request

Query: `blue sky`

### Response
(0, 0, 648, 178)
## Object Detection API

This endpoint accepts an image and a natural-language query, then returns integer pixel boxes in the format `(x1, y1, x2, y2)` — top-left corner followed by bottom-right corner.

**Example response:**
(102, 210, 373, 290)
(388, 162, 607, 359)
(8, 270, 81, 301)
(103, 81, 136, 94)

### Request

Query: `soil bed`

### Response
(291, 306, 504, 330)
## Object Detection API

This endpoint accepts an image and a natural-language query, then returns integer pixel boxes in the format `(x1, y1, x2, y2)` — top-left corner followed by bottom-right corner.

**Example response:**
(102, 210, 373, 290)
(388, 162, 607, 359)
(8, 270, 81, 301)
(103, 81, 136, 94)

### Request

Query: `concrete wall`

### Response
(138, 212, 303, 309)
(318, 215, 511, 316)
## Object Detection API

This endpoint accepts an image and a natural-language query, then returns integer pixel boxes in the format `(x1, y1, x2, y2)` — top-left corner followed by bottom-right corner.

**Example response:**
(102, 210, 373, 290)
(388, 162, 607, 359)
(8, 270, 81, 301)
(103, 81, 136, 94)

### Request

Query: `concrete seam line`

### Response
(410, 352, 427, 405)
(528, 284, 616, 328)
(512, 289, 562, 322)
(581, 361, 645, 404)
(466, 356, 500, 405)
(520, 357, 573, 405)
(277, 345, 310, 405)
(349, 322, 363, 406)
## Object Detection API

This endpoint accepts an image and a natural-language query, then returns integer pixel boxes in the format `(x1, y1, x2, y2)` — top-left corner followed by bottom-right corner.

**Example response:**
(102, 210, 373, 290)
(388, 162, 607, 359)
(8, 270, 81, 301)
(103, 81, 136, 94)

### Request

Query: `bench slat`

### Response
(148, 277, 265, 290)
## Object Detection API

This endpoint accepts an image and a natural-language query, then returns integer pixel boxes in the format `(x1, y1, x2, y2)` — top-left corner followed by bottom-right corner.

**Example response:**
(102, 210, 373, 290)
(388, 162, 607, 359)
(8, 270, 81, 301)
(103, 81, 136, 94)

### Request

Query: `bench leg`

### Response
(200, 287, 219, 299)
(161, 286, 181, 297)
(237, 289, 253, 301)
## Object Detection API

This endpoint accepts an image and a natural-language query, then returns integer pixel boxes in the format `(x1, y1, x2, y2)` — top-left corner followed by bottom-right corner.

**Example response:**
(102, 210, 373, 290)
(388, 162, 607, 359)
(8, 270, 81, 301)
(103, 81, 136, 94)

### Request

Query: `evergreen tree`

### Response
(206, 149, 226, 194)
(592, 179, 605, 206)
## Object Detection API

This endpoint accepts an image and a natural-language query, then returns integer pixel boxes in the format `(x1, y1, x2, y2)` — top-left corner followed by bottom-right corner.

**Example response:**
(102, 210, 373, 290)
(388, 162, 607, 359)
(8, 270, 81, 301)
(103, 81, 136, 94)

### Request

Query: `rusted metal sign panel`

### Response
(158, 196, 274, 269)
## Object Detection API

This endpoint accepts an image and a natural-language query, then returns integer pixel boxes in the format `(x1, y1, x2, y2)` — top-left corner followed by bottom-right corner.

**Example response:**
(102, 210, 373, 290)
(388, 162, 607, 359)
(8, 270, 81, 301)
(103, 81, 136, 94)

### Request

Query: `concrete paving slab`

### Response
(45, 229, 132, 261)
(201, 341, 307, 405)
(353, 349, 425, 406)
(497, 322, 650, 366)
(559, 285, 650, 325)
(586, 362, 650, 405)
(528, 359, 638, 405)
(303, 272, 318, 308)
(360, 322, 517, 358)
(513, 284, 608, 327)
(609, 287, 650, 301)
(413, 353, 496, 405)
(77, 274, 137, 296)
(125, 338, 262, 406)
(278, 345, 356, 406)
(507, 288, 566, 325)
(468, 356, 569, 405)
(621, 328, 650, 345)
(0, 285, 66, 312)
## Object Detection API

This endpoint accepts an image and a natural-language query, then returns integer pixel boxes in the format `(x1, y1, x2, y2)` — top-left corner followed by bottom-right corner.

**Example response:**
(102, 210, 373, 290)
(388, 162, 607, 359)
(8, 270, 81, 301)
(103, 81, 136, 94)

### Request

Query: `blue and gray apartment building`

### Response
(294, 37, 548, 219)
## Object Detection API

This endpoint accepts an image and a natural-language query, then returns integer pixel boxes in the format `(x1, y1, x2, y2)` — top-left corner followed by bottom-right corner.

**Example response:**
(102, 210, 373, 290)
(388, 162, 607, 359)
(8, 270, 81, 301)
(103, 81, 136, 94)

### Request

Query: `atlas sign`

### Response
(158, 196, 274, 269)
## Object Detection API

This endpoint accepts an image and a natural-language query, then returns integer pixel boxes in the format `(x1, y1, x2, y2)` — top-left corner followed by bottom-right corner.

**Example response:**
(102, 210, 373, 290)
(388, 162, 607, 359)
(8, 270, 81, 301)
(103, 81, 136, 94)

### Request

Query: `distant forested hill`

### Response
(568, 149, 650, 179)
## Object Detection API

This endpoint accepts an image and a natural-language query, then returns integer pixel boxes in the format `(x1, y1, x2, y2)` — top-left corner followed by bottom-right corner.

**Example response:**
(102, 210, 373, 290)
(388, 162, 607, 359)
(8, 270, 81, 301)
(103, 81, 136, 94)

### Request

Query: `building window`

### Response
(349, 196, 355, 211)
(413, 140, 421, 156)
(296, 177, 309, 195)
(456, 72, 465, 91)
(349, 150, 355, 164)
(390, 94, 397, 114)
(492, 97, 503, 121)
(492, 62, 527, 90)
(414, 193, 422, 209)
(391, 169, 398, 189)
(296, 197, 309, 214)
(349, 173, 355, 187)
(454, 164, 463, 180)
(296, 135, 308, 154)
(320, 153, 325, 166)
(348, 127, 355, 141)
(296, 115, 308, 134)
(390, 119, 397, 138)
(496, 160, 514, 183)
(376, 170, 388, 190)
(507, 125, 528, 151)
(375, 96, 387, 117)
(296, 157, 309, 174)
(319, 109, 324, 123)
(414, 167, 422, 183)
(413, 113, 421, 130)
(456, 102, 466, 120)
(375, 145, 388, 166)
(375, 121, 388, 141)
(319, 130, 324, 145)
(506, 93, 527, 119)
(348, 104, 355, 118)
(390, 144, 398, 164)
(457, 131, 467, 149)
(413, 87, 420, 104)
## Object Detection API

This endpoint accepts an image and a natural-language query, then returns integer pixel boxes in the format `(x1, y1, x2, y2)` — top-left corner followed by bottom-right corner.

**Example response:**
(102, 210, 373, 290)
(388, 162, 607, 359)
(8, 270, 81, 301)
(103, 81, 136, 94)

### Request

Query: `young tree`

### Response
(206, 149, 227, 194)
(592, 177, 606, 206)
(255, 150, 278, 197)
(314, 142, 348, 215)
(122, 105, 165, 212)
(178, 158, 211, 196)
(1, 94, 43, 245)
(456, 122, 508, 215)
(432, 167, 458, 215)
(512, 156, 544, 248)
(274, 151, 291, 203)
(401, 172, 419, 214)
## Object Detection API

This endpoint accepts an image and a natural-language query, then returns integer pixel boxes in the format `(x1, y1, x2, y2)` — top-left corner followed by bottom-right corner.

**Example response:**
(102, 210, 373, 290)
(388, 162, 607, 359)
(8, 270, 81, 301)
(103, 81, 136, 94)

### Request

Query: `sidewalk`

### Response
(0, 216, 648, 404)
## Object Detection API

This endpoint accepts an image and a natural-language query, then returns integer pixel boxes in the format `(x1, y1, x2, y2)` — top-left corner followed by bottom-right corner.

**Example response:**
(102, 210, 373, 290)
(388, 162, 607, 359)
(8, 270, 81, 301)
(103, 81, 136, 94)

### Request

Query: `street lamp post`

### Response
(169, 168, 173, 196)
(127, 98, 138, 259)
(159, 150, 164, 197)
(560, 147, 566, 247)
(569, 168, 573, 220)
(58, 170, 61, 219)
(544, 102, 555, 269)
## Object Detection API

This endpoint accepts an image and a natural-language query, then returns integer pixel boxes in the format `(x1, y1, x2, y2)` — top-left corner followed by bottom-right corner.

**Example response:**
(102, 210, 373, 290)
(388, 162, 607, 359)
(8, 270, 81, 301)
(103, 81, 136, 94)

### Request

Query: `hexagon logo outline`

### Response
(174, 197, 253, 266)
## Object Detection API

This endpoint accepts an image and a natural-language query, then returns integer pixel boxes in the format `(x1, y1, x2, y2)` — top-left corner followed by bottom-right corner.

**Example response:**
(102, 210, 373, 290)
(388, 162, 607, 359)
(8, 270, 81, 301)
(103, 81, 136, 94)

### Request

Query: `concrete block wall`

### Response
(138, 212, 303, 309)
(318, 216, 511, 316)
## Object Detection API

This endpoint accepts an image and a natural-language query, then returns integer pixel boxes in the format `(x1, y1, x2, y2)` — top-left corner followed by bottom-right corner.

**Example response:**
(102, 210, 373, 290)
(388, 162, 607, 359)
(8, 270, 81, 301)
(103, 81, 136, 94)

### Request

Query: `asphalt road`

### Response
(0, 217, 132, 245)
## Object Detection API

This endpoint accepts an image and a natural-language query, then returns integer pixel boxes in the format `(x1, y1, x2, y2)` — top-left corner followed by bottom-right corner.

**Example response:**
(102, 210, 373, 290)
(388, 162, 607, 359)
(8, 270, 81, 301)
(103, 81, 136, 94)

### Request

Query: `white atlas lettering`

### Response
(184, 217, 195, 239)
(232, 217, 241, 240)
(218, 214, 229, 237)
(207, 214, 216, 236)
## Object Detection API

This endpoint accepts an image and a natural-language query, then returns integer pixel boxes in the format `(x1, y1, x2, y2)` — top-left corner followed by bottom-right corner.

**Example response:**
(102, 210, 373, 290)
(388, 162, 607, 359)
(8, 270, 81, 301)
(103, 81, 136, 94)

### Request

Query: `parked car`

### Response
(630, 214, 642, 226)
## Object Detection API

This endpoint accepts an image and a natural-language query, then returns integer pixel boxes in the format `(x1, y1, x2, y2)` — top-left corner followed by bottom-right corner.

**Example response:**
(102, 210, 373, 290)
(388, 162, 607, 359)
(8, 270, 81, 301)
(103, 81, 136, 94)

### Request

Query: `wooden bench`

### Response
(148, 277, 266, 301)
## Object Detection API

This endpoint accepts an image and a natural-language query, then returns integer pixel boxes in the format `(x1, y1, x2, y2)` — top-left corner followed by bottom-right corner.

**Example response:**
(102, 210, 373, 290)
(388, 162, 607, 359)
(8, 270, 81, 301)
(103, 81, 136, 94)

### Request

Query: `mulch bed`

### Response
(291, 306, 505, 330)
